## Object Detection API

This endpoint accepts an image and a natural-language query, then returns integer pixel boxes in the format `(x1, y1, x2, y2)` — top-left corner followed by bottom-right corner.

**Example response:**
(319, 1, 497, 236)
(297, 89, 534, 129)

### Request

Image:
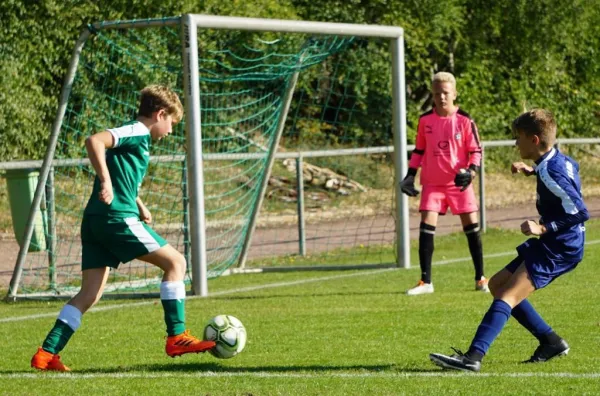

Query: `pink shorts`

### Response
(419, 184, 478, 215)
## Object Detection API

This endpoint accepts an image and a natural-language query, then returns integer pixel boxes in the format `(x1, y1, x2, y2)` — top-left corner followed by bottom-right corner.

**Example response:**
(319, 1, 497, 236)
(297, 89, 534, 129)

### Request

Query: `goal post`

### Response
(6, 14, 409, 301)
(181, 15, 208, 297)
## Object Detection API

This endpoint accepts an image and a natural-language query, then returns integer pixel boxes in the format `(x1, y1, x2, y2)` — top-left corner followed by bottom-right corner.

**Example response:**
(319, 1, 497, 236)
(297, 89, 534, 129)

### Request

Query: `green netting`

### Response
(245, 37, 397, 270)
(14, 19, 397, 297)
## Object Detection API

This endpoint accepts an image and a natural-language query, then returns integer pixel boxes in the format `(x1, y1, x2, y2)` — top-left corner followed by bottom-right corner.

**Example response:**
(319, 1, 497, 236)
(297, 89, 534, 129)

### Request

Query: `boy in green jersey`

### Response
(31, 85, 215, 371)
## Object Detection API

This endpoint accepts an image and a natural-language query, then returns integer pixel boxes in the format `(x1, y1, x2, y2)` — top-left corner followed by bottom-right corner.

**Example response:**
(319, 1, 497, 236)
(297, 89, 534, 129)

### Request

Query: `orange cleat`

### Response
(165, 330, 216, 357)
(31, 347, 71, 372)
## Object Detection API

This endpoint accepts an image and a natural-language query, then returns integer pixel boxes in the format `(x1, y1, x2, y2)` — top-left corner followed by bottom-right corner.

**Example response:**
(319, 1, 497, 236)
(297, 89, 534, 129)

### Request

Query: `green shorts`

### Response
(81, 215, 167, 270)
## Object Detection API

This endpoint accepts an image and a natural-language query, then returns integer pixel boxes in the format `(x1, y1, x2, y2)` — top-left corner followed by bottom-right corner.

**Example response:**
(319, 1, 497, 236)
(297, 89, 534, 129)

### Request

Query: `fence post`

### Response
(479, 149, 486, 233)
(45, 168, 57, 289)
(296, 155, 306, 256)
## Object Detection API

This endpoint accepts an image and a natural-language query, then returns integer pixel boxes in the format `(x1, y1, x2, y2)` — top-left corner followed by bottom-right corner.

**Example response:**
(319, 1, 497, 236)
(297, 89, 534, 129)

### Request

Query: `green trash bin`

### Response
(5, 169, 47, 252)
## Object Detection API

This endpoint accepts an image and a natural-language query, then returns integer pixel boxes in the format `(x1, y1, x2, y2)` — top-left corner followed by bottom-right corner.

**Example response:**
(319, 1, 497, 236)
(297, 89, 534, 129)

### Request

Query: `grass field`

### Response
(1, 221, 599, 395)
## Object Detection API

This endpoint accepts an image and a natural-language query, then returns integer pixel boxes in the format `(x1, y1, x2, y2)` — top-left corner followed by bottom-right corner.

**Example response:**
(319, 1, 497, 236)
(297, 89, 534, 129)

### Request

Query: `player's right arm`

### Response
(408, 118, 426, 173)
(511, 162, 535, 176)
(85, 131, 115, 205)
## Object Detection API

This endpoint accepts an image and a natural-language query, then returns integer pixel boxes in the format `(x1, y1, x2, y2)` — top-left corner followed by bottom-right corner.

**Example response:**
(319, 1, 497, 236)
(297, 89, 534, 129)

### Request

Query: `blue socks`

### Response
(467, 298, 558, 360)
(468, 299, 512, 357)
(512, 299, 552, 339)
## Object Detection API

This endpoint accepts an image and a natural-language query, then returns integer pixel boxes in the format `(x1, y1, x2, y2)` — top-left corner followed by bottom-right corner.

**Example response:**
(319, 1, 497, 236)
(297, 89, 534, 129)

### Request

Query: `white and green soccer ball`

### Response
(203, 315, 247, 359)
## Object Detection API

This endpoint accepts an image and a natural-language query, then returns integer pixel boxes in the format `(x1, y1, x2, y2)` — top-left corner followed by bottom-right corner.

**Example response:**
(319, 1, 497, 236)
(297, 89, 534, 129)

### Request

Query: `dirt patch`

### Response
(2, 197, 599, 289)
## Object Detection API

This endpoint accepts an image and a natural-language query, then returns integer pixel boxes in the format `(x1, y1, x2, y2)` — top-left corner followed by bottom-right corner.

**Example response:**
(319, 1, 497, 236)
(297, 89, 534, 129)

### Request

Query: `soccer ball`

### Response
(203, 315, 247, 359)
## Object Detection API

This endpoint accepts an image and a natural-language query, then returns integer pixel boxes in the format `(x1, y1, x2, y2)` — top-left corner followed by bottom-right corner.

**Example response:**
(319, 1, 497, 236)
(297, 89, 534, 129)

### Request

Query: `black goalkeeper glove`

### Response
(454, 169, 474, 192)
(400, 174, 420, 197)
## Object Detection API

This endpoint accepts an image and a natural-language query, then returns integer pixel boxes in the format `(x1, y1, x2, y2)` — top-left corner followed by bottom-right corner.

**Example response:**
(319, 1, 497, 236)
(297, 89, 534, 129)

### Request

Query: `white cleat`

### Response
(475, 277, 490, 292)
(406, 280, 434, 296)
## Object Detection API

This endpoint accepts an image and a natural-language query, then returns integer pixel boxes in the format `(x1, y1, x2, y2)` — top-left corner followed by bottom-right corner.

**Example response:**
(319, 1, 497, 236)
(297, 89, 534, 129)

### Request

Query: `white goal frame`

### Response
(7, 14, 409, 300)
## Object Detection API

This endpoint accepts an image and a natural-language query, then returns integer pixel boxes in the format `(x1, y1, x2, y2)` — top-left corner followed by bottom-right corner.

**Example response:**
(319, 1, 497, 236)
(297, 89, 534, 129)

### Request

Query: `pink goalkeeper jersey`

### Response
(409, 108, 482, 186)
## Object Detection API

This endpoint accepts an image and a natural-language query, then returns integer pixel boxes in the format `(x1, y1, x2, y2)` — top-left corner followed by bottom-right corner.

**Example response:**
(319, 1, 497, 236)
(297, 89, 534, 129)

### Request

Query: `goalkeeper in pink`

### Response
(400, 72, 487, 295)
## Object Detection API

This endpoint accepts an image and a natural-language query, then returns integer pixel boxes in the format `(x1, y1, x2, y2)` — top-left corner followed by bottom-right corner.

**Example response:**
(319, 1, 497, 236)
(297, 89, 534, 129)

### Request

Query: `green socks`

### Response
(161, 298, 186, 336)
(41, 304, 81, 354)
(160, 281, 186, 336)
(42, 320, 75, 354)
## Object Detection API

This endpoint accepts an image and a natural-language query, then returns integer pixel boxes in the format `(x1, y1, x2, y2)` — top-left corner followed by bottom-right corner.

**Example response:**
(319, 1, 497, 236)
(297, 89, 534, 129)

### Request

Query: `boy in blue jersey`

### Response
(31, 85, 215, 371)
(429, 109, 589, 372)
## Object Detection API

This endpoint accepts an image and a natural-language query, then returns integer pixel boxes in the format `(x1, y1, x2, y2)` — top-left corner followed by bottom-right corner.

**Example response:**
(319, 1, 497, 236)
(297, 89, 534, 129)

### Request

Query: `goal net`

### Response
(7, 15, 408, 300)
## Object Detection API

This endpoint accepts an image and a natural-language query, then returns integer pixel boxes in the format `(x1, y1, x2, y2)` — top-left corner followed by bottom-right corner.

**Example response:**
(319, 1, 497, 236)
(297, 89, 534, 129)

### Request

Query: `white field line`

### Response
(0, 269, 394, 324)
(1, 371, 600, 380)
(2, 239, 600, 324)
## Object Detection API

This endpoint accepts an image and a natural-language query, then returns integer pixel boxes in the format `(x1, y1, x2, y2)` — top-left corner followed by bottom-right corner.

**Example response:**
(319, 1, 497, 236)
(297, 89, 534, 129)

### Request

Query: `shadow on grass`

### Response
(74, 361, 441, 374)
(0, 362, 441, 375)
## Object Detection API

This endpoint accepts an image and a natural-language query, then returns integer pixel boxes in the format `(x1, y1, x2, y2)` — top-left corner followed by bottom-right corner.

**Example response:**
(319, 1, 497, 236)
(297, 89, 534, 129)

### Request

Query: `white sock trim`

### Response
(160, 281, 186, 300)
(58, 304, 82, 331)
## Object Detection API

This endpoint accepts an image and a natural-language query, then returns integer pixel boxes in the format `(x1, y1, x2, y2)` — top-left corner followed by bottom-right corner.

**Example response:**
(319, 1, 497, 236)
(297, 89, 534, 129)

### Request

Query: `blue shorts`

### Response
(505, 238, 579, 289)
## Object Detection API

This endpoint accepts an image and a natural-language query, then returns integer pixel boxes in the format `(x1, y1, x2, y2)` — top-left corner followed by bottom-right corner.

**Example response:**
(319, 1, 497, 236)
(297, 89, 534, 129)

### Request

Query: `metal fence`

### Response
(1, 137, 598, 262)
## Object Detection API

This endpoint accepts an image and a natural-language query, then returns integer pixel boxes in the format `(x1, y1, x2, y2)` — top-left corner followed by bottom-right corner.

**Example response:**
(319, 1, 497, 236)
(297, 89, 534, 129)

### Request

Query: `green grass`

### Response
(1, 222, 600, 394)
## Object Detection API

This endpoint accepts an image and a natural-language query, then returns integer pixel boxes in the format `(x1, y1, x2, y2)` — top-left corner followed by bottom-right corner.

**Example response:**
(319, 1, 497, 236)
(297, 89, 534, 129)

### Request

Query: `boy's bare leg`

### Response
(488, 268, 512, 297)
(69, 267, 111, 313)
(458, 211, 478, 227)
(495, 264, 535, 307)
(138, 244, 186, 281)
(421, 210, 439, 226)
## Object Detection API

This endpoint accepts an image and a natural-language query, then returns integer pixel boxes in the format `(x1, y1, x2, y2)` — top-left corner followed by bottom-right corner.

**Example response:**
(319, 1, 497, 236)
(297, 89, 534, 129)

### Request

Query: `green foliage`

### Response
(457, 0, 600, 140)
(1, 0, 599, 160)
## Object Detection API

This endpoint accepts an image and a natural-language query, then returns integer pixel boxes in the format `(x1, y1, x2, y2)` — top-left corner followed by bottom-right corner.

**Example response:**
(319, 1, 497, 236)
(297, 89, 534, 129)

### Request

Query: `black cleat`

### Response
(429, 347, 481, 372)
(523, 339, 570, 363)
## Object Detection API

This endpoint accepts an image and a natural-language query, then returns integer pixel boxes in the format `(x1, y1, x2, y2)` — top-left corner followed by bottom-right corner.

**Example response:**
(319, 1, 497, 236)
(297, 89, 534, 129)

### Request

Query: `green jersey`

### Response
(84, 121, 151, 218)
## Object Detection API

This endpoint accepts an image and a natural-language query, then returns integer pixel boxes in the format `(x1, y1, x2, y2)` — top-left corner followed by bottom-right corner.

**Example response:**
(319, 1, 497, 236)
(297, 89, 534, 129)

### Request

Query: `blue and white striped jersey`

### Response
(534, 148, 589, 263)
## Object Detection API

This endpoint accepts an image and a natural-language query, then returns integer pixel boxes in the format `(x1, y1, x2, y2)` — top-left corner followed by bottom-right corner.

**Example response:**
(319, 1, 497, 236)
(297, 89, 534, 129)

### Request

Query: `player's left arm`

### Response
(136, 196, 152, 224)
(521, 219, 545, 236)
(454, 118, 482, 190)
(465, 118, 482, 176)
(540, 165, 589, 233)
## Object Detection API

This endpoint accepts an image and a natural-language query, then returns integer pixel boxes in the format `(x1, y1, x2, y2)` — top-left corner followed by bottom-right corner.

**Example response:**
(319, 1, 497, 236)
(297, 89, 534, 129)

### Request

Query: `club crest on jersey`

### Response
(437, 141, 449, 150)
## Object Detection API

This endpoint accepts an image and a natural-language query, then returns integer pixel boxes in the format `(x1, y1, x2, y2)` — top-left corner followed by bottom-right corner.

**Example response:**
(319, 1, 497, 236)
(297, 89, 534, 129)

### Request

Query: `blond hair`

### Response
(512, 109, 557, 149)
(138, 85, 183, 123)
(432, 72, 456, 88)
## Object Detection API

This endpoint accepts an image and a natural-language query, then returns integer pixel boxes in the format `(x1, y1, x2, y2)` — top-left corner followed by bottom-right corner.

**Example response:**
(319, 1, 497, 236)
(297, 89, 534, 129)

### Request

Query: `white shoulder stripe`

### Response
(538, 148, 557, 166)
(565, 161, 575, 180)
(537, 163, 578, 215)
(108, 122, 149, 148)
